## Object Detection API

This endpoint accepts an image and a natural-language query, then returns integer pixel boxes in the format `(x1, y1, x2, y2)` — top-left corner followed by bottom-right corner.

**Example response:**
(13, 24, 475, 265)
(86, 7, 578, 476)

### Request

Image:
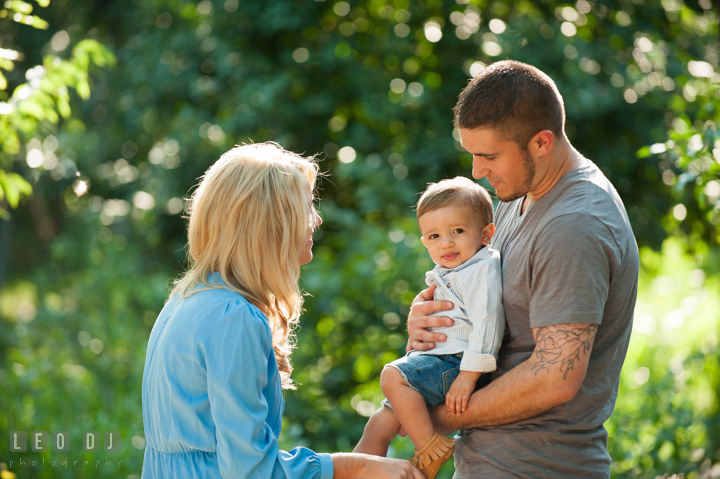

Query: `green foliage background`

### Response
(0, 0, 719, 477)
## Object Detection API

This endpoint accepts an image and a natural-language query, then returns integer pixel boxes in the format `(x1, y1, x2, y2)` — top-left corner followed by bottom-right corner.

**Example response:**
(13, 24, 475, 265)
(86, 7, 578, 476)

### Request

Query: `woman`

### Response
(141, 143, 421, 479)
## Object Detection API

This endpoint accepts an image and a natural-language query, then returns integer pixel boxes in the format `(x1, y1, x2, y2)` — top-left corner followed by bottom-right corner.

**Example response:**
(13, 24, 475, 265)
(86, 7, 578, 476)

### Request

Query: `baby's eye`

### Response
(429, 234, 439, 240)
(453, 228, 464, 234)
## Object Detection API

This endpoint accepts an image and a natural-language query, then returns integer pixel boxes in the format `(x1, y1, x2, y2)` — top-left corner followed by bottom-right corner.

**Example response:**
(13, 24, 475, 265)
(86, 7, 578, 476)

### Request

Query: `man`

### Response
(406, 60, 639, 478)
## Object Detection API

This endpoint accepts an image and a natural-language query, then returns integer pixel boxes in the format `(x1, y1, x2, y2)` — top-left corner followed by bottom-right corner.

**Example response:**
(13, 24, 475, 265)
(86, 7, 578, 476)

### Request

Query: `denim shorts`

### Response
(382, 352, 464, 408)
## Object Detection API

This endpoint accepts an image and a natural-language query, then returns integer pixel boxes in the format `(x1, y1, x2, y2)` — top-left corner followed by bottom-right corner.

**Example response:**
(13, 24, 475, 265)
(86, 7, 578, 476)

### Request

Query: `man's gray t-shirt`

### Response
(454, 160, 639, 479)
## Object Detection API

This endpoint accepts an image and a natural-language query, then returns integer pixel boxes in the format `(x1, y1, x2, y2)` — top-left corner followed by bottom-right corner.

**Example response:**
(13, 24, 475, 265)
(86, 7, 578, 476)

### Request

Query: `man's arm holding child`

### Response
(409, 214, 611, 432)
(407, 292, 598, 434)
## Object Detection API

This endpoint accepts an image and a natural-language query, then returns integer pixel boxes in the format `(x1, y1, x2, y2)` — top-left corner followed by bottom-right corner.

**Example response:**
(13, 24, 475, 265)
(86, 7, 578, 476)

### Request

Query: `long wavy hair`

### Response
(172, 142, 319, 389)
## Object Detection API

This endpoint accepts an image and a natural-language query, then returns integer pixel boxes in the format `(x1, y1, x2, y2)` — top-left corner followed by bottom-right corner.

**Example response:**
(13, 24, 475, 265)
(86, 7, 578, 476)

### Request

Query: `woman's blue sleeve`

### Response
(202, 300, 334, 479)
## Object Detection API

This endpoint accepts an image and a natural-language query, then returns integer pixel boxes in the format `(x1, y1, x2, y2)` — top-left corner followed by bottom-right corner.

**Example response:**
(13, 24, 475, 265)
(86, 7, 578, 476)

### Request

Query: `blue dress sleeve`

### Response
(201, 299, 334, 479)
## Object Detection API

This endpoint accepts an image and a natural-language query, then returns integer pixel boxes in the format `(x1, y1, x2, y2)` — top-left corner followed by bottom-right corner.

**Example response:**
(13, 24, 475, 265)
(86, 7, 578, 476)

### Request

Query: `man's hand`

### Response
(406, 285, 455, 353)
(445, 371, 480, 415)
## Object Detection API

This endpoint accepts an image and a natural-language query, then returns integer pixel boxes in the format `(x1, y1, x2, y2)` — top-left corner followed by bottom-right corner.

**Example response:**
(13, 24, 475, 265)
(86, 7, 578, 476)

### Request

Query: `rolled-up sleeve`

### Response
(457, 257, 506, 373)
(203, 300, 334, 479)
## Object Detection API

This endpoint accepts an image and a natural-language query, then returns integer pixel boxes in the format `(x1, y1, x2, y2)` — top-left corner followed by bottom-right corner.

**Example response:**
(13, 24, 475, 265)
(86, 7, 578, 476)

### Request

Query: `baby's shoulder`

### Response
(486, 246, 500, 258)
(466, 248, 501, 273)
(457, 252, 502, 292)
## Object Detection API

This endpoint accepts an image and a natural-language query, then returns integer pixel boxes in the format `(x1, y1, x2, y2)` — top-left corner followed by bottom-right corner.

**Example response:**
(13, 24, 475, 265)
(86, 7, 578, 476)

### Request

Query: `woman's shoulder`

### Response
(175, 287, 272, 342)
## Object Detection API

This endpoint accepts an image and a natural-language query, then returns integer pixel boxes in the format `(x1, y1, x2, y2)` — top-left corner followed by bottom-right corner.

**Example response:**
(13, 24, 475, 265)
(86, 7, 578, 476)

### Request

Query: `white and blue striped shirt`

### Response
(414, 246, 505, 373)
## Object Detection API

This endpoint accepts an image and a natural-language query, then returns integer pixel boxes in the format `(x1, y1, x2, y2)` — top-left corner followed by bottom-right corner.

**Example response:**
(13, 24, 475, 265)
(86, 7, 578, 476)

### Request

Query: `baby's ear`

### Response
(481, 223, 496, 245)
(420, 236, 427, 247)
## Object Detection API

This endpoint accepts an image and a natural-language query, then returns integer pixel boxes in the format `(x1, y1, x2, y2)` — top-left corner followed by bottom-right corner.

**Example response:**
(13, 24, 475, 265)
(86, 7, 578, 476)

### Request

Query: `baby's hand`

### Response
(445, 371, 480, 415)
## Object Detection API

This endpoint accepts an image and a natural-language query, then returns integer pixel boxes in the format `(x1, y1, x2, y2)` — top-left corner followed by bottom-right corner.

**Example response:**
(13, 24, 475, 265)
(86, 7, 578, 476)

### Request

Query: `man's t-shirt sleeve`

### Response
(529, 213, 616, 328)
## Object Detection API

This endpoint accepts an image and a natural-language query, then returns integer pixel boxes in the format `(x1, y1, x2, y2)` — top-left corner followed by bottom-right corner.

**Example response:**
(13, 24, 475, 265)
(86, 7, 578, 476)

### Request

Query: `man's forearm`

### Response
(430, 323, 597, 434)
(430, 360, 564, 433)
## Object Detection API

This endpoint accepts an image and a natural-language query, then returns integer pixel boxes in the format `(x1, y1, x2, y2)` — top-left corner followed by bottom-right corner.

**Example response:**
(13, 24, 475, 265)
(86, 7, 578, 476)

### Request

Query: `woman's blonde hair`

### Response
(172, 142, 319, 390)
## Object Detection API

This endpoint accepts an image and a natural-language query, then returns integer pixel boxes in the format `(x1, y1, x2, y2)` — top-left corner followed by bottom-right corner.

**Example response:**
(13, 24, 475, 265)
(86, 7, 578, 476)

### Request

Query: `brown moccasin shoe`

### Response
(409, 433, 455, 479)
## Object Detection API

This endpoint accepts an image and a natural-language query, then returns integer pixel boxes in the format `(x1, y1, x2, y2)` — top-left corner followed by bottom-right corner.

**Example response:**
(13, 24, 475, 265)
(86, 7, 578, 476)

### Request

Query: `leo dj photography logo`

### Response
(6, 431, 123, 471)
(10, 431, 121, 452)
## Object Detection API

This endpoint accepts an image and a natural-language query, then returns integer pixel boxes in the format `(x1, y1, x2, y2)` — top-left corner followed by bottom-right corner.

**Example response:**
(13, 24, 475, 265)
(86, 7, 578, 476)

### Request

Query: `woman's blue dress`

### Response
(141, 275, 334, 478)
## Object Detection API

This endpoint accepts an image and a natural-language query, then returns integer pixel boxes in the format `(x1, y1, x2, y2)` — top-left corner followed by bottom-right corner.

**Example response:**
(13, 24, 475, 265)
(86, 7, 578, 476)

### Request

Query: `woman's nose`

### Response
(312, 210, 322, 228)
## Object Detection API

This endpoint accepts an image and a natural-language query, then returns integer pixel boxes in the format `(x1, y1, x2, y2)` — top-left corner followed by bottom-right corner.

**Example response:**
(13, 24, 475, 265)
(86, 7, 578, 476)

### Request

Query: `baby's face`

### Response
(419, 204, 491, 269)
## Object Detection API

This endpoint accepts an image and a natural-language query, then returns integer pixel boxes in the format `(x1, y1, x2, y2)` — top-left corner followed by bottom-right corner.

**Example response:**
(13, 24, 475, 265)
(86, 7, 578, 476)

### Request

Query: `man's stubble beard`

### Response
(496, 148, 536, 203)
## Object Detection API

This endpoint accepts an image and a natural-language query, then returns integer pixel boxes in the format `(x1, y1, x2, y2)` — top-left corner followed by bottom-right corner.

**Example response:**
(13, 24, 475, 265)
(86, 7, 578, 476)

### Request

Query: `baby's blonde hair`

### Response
(172, 142, 319, 390)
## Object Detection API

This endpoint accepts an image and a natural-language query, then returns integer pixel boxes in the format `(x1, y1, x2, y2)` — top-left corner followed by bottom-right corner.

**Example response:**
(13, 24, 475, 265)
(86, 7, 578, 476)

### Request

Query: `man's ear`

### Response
(529, 130, 554, 158)
(481, 223, 496, 246)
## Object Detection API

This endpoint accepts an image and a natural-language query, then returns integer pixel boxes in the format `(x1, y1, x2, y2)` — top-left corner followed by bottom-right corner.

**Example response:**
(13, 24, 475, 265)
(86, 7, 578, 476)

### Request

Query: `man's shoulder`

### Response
(534, 163, 631, 231)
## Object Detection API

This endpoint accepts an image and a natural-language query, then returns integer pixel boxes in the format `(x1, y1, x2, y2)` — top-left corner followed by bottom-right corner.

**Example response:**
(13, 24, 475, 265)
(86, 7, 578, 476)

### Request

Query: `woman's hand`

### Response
(360, 455, 425, 479)
(406, 285, 454, 353)
(331, 453, 424, 479)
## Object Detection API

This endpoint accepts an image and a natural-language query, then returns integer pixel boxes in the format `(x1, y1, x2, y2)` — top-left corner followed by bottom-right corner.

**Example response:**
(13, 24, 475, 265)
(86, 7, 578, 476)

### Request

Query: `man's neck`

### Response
(522, 141, 584, 213)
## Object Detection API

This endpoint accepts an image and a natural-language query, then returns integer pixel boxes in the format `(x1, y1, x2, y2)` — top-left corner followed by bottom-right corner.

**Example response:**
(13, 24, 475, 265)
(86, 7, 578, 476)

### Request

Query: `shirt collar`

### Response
(194, 271, 228, 290)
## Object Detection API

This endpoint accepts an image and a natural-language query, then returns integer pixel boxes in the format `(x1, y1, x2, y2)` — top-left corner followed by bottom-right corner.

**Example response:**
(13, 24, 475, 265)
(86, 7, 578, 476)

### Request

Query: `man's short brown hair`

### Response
(416, 177, 494, 227)
(453, 60, 565, 149)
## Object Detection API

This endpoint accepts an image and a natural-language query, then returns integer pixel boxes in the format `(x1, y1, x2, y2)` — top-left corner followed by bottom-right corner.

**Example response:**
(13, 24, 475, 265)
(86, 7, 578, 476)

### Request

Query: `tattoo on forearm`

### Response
(531, 324, 598, 380)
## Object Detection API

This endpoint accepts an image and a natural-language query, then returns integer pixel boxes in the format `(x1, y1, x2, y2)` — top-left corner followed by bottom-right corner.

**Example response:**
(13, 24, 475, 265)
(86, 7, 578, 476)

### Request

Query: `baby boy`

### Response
(354, 176, 506, 479)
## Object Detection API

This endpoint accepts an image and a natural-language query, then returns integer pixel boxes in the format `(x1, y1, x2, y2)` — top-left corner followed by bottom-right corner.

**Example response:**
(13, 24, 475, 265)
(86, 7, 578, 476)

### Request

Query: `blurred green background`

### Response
(0, 0, 719, 477)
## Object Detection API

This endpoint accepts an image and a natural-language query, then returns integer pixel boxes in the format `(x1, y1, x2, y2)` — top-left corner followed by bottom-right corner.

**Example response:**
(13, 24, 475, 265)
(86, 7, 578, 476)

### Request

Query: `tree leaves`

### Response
(0, 2, 115, 214)
(0, 171, 32, 210)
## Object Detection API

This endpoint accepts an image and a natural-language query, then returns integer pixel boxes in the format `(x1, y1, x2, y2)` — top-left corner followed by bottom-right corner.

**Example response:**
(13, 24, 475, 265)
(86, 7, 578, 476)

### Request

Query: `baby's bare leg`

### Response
(353, 406, 400, 456)
(380, 366, 435, 451)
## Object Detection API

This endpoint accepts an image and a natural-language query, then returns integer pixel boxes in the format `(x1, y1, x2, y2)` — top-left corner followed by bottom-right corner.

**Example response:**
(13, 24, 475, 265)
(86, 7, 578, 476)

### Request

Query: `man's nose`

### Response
(472, 157, 489, 179)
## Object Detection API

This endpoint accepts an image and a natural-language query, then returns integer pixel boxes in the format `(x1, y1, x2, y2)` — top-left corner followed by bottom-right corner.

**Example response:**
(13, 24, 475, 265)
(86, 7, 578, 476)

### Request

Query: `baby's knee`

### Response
(380, 365, 403, 397)
(379, 365, 403, 394)
(364, 406, 399, 437)
(365, 406, 388, 429)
